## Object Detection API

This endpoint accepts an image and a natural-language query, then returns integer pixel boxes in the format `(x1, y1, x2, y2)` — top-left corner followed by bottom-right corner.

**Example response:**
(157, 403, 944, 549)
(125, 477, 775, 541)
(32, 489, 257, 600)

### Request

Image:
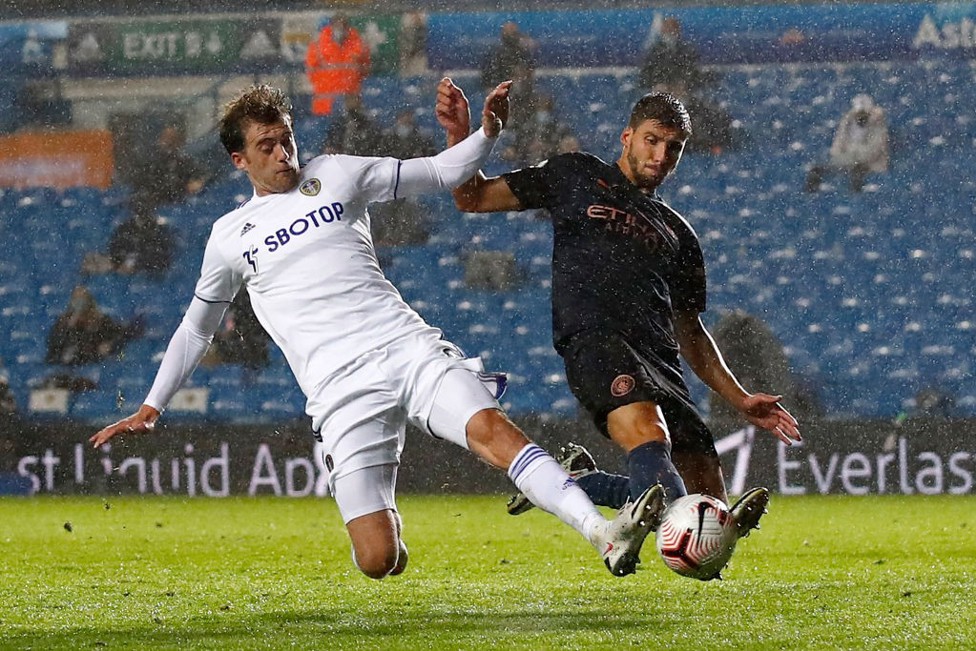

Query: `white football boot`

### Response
(595, 483, 666, 577)
(729, 486, 770, 539)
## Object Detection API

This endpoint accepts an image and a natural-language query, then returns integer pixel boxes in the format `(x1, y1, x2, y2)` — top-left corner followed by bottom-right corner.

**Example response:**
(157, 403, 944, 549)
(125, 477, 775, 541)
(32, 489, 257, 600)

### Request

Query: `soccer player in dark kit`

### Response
(441, 89, 802, 541)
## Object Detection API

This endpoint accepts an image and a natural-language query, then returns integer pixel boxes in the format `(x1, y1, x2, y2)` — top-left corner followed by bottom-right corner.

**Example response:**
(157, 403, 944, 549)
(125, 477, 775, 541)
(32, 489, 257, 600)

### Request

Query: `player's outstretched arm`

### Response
(439, 80, 521, 214)
(436, 77, 472, 144)
(437, 78, 510, 144)
(89, 404, 160, 448)
(396, 79, 512, 199)
(736, 393, 801, 445)
(479, 79, 511, 138)
(674, 310, 801, 445)
(88, 297, 228, 449)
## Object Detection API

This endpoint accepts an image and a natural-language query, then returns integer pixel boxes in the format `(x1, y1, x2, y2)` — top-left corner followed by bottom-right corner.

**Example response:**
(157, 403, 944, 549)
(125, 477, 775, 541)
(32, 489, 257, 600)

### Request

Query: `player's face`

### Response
(619, 119, 686, 191)
(231, 117, 300, 196)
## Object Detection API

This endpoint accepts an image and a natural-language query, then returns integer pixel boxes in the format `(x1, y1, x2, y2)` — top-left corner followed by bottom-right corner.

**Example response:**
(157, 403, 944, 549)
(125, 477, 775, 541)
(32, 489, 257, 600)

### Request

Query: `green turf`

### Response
(0, 494, 973, 650)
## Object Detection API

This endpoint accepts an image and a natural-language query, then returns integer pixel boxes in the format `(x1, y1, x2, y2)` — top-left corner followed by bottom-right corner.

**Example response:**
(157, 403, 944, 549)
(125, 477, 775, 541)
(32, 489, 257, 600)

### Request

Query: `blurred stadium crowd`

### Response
(0, 2, 973, 429)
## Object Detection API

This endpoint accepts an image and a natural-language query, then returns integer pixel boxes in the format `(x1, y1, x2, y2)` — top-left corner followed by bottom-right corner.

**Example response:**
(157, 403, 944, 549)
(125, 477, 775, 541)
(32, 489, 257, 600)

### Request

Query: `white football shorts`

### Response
(308, 332, 504, 523)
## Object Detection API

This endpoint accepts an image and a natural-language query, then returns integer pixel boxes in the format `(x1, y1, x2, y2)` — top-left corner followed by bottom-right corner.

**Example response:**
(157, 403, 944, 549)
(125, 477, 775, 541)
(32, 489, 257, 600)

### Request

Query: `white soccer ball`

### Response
(655, 493, 737, 581)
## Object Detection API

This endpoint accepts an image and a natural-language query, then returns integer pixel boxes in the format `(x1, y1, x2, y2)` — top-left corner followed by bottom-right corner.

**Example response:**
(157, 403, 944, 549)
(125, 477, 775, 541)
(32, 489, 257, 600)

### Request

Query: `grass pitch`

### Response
(0, 494, 973, 650)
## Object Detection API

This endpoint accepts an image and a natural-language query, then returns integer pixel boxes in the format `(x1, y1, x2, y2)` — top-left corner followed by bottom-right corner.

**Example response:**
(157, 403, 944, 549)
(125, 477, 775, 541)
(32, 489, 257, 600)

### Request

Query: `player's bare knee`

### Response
(352, 543, 400, 579)
(359, 560, 397, 580)
(346, 509, 401, 578)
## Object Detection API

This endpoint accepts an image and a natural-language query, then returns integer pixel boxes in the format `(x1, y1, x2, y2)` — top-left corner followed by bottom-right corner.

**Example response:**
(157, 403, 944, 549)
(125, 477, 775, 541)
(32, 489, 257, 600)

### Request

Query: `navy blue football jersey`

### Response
(503, 152, 707, 361)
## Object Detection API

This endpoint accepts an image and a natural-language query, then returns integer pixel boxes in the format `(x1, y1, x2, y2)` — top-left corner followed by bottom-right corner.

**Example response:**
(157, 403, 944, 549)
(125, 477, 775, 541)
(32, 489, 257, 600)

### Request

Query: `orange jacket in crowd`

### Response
(305, 23, 371, 116)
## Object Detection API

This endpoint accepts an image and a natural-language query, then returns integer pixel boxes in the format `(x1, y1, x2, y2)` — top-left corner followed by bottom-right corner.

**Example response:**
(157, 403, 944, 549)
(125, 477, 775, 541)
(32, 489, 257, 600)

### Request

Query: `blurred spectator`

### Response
(399, 11, 428, 77)
(638, 17, 714, 93)
(0, 365, 19, 455)
(83, 201, 177, 277)
(780, 28, 807, 47)
(707, 310, 808, 432)
(480, 21, 537, 124)
(370, 110, 435, 247)
(682, 94, 737, 154)
(45, 286, 143, 368)
(0, 381, 16, 416)
(323, 94, 384, 156)
(806, 94, 889, 193)
(464, 250, 521, 290)
(480, 21, 536, 91)
(16, 80, 71, 129)
(201, 291, 269, 375)
(653, 80, 738, 154)
(639, 18, 734, 154)
(370, 199, 430, 248)
(383, 109, 435, 159)
(129, 124, 206, 214)
(15, 30, 68, 129)
(557, 133, 581, 155)
(0, 361, 17, 418)
(106, 205, 176, 276)
(87, 121, 196, 278)
(305, 12, 371, 117)
(912, 386, 955, 419)
(21, 29, 46, 66)
(502, 94, 577, 166)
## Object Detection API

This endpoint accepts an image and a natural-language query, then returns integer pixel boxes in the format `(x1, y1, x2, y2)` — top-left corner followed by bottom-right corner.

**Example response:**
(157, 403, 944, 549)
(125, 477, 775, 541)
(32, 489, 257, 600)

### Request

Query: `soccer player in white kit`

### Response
(90, 79, 665, 579)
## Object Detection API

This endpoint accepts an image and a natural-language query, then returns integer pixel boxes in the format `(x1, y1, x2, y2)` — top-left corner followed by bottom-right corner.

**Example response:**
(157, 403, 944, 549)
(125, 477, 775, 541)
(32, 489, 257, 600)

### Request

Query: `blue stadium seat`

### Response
(2, 62, 975, 420)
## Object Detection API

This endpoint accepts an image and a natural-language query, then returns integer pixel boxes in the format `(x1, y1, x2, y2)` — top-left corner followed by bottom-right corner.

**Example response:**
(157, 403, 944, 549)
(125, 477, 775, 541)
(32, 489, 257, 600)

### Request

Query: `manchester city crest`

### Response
(299, 178, 322, 196)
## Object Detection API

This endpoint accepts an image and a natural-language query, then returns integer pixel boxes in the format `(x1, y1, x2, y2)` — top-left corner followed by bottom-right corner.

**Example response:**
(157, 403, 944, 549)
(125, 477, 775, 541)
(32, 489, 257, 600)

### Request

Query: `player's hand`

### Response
(435, 77, 471, 143)
(737, 393, 801, 445)
(89, 404, 161, 449)
(481, 80, 512, 138)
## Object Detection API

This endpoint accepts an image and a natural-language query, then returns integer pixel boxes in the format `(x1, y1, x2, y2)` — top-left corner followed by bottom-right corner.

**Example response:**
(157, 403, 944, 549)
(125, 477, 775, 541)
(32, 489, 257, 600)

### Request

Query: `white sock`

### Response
(508, 444, 606, 548)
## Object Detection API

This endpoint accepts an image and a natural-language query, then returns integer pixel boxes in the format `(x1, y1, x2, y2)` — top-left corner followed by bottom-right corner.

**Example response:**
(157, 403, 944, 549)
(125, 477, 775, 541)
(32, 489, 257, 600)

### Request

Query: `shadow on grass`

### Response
(2, 606, 665, 648)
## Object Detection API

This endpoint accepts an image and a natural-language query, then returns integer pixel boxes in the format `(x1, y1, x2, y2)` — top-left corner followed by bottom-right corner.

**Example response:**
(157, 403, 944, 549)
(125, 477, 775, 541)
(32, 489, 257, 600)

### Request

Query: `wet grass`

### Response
(0, 494, 972, 650)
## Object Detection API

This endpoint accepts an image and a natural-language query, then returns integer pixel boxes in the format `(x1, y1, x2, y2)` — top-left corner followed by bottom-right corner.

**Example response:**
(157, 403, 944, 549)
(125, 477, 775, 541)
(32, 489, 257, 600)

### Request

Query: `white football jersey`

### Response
(195, 154, 439, 396)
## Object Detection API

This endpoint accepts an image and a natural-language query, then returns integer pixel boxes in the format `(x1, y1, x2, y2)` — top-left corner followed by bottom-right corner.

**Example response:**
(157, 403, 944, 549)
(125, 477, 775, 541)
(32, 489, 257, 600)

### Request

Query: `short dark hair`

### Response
(219, 84, 293, 155)
(628, 92, 692, 138)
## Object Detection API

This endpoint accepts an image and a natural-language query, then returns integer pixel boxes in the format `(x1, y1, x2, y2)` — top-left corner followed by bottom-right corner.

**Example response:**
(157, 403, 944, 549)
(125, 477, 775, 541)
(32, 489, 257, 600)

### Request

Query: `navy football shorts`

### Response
(561, 330, 717, 458)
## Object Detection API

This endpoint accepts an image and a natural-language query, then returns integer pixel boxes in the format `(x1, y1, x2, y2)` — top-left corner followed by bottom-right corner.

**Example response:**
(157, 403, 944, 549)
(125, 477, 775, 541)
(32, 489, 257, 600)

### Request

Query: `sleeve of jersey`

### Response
(194, 229, 243, 305)
(672, 231, 708, 314)
(143, 297, 228, 412)
(500, 156, 561, 209)
(143, 231, 241, 411)
(361, 127, 498, 201)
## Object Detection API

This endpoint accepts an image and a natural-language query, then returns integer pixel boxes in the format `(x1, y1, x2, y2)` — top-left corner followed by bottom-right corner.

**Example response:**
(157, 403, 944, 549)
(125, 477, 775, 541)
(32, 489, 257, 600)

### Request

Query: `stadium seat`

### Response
(2, 61, 975, 420)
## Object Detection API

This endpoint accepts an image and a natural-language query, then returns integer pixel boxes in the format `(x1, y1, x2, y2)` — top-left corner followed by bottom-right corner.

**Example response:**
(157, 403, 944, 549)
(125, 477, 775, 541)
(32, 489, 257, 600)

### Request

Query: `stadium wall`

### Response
(6, 2, 973, 138)
(2, 1, 973, 497)
(3, 417, 975, 497)
(3, 2, 975, 81)
(0, 0, 940, 22)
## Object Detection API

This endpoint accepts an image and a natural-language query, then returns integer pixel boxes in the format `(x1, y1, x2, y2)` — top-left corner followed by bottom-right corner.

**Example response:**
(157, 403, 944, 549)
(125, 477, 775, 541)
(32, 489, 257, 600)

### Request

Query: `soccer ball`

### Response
(655, 493, 737, 581)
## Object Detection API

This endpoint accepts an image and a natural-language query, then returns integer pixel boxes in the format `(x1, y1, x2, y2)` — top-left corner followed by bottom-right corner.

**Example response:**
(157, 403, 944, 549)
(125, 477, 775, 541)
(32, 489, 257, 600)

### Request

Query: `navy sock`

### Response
(576, 472, 631, 510)
(627, 440, 687, 502)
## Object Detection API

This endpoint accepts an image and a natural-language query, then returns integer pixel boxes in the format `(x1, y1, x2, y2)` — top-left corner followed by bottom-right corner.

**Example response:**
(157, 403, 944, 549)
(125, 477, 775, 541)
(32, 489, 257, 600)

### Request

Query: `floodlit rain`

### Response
(0, 0, 972, 501)
(1, 3, 974, 648)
